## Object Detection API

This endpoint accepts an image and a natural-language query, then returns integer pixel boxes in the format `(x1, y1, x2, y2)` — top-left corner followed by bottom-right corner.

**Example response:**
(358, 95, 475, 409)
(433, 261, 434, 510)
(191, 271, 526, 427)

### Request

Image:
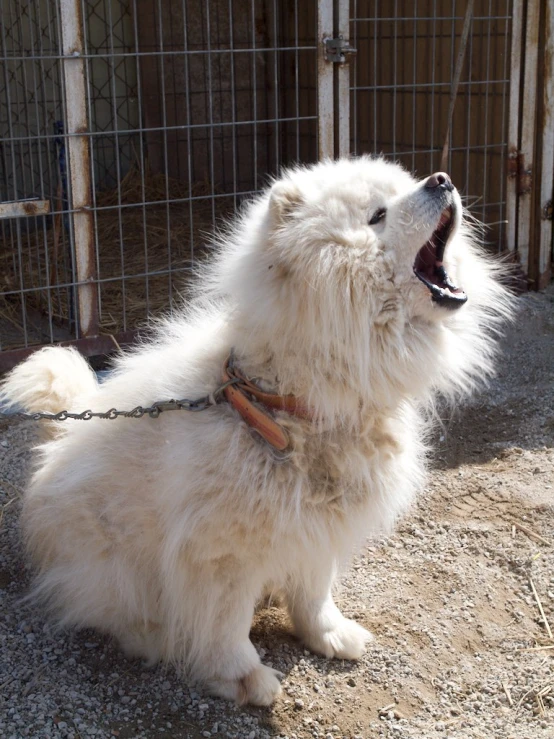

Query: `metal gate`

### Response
(339, 0, 553, 290)
(0, 0, 320, 368)
(0, 1, 552, 370)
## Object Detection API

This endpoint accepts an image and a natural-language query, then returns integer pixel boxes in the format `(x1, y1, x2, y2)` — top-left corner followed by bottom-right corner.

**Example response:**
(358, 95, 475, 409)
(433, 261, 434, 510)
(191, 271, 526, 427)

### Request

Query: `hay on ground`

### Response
(0, 166, 231, 350)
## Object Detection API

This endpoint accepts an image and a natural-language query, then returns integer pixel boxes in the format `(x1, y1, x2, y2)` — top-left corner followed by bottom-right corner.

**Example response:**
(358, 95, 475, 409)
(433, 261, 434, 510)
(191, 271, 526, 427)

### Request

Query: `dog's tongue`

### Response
(413, 206, 468, 309)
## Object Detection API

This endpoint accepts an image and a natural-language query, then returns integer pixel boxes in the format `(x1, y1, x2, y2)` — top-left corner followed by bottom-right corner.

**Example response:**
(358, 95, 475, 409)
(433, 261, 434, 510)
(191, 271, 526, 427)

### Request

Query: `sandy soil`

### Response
(1, 286, 553, 739)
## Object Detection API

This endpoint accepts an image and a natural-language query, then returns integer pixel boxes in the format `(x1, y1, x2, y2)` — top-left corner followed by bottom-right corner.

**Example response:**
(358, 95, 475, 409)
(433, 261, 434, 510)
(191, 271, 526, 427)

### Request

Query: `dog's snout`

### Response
(425, 172, 454, 192)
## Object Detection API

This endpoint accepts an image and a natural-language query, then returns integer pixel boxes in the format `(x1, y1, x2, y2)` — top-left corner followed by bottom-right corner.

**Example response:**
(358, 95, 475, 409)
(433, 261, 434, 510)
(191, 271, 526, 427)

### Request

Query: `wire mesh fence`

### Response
(0, 0, 530, 363)
(350, 0, 512, 254)
(0, 0, 319, 355)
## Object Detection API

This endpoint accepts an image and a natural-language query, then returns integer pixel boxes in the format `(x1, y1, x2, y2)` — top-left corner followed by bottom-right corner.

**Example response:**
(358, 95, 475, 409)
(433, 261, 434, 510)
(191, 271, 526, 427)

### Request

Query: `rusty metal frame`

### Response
(0, 200, 50, 219)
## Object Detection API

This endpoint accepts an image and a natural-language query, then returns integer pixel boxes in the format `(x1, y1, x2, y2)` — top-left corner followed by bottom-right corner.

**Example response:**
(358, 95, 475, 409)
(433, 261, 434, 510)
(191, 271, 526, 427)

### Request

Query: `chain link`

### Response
(0, 378, 241, 423)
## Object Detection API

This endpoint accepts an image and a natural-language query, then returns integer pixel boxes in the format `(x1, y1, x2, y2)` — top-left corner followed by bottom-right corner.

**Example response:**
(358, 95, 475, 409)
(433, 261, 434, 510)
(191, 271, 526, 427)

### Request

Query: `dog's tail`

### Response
(1, 347, 99, 435)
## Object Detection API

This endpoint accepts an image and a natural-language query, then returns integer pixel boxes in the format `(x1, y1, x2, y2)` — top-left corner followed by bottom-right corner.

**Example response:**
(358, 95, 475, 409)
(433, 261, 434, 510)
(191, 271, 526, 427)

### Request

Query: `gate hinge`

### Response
(507, 148, 532, 195)
(324, 36, 357, 63)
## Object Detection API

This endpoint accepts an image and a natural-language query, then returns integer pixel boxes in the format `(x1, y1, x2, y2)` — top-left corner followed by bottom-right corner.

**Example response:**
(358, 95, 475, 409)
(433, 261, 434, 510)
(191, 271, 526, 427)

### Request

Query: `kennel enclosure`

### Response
(0, 0, 552, 368)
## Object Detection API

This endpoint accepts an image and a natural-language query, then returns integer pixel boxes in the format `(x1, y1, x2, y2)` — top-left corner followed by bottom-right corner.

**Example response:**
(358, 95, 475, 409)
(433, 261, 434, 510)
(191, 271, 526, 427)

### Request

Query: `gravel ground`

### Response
(1, 285, 553, 739)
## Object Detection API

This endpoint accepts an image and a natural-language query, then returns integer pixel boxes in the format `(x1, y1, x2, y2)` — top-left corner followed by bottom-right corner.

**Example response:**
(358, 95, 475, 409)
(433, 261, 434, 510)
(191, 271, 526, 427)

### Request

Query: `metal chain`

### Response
(0, 378, 241, 423)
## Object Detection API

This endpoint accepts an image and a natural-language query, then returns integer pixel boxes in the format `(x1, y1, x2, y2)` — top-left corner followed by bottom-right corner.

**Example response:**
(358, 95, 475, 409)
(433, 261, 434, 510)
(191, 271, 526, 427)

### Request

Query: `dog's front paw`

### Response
(302, 616, 373, 660)
(207, 663, 282, 706)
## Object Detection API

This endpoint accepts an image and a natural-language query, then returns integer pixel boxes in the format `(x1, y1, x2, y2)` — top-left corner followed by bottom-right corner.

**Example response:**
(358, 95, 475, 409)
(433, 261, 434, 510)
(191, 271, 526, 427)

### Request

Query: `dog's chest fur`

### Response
(273, 411, 410, 513)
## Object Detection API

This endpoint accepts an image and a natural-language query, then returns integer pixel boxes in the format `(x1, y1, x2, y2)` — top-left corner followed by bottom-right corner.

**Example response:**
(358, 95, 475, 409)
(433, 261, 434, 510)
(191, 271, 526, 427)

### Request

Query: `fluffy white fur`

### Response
(1, 157, 513, 705)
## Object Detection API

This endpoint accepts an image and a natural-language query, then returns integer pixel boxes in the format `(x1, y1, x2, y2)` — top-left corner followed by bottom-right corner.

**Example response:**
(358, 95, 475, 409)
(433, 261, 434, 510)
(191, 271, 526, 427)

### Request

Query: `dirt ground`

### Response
(0, 285, 553, 739)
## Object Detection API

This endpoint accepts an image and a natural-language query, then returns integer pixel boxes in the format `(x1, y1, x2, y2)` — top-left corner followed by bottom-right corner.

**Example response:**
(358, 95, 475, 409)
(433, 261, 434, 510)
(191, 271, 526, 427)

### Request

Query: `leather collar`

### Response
(221, 354, 312, 451)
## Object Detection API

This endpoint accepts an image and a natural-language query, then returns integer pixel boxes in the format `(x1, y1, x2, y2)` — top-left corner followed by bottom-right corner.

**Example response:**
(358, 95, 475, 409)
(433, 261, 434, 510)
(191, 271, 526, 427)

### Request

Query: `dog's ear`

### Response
(269, 180, 303, 221)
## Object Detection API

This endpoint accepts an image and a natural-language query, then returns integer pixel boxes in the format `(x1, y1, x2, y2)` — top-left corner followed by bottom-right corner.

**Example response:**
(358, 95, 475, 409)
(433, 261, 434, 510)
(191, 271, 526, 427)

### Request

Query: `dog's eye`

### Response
(368, 208, 386, 226)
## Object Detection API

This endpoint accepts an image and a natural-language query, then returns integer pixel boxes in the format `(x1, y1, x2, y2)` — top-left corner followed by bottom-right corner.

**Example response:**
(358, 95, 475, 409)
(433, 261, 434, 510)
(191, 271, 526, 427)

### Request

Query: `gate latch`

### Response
(324, 36, 357, 63)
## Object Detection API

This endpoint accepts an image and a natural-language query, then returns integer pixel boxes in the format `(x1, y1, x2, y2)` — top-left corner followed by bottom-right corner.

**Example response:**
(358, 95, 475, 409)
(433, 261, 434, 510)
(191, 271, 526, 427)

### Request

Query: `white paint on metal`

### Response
(0, 199, 50, 219)
(517, 1, 540, 278)
(539, 0, 554, 286)
(506, 0, 523, 256)
(317, 0, 334, 160)
(60, 0, 98, 337)
(337, 0, 351, 158)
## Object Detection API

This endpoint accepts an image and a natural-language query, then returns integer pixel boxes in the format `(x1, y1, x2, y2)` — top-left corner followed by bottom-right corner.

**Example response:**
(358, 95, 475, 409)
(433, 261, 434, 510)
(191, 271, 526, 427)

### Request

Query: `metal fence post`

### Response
(516, 1, 540, 281)
(537, 0, 554, 288)
(60, 0, 98, 338)
(337, 0, 351, 158)
(318, 0, 334, 159)
(506, 0, 524, 258)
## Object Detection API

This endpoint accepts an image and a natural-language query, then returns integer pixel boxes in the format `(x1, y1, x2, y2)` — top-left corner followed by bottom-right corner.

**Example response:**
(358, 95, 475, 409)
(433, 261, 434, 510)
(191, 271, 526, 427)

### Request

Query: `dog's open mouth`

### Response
(413, 206, 468, 309)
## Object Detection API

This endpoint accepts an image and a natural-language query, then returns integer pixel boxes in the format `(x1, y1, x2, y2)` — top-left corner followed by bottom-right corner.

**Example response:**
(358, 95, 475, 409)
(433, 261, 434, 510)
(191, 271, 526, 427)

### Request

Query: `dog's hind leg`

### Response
(285, 556, 373, 660)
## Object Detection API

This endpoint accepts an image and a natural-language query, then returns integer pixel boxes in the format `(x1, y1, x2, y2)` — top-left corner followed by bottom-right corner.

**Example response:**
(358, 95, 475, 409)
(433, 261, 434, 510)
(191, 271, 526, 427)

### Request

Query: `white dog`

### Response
(2, 157, 512, 705)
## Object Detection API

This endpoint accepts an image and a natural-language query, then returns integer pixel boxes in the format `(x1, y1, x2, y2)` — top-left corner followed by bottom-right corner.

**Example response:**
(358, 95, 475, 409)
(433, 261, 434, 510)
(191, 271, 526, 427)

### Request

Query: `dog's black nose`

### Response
(425, 172, 454, 192)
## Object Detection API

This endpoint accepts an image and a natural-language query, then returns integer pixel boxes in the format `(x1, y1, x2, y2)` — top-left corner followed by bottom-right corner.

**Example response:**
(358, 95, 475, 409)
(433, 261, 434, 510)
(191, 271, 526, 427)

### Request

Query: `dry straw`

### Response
(0, 165, 229, 350)
(511, 519, 552, 547)
(529, 578, 554, 641)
